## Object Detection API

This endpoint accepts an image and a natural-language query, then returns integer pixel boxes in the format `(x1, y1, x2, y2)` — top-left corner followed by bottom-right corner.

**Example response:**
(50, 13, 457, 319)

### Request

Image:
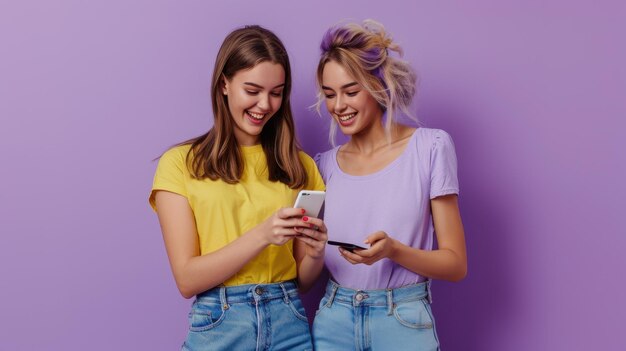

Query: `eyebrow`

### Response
(321, 82, 359, 90)
(244, 82, 285, 89)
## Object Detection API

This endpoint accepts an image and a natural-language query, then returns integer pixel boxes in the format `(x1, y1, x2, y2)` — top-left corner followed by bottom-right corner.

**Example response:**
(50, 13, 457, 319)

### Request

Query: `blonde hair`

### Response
(316, 20, 418, 145)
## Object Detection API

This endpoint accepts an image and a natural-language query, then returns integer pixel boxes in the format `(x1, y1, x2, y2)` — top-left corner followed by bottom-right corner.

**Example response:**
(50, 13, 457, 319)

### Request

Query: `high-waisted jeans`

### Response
(182, 280, 312, 351)
(312, 280, 440, 351)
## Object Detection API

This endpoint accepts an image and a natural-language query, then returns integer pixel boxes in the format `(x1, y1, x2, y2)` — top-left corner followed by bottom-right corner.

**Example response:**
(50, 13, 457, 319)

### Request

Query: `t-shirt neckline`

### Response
(331, 128, 419, 180)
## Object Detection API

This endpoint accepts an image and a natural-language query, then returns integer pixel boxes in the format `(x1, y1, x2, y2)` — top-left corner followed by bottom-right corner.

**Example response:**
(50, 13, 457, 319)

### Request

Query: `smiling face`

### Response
(321, 60, 383, 136)
(222, 61, 286, 145)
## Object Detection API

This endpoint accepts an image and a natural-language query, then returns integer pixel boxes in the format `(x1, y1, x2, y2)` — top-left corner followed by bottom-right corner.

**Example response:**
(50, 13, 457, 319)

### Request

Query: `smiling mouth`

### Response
(246, 110, 266, 124)
(338, 113, 356, 121)
(337, 112, 357, 125)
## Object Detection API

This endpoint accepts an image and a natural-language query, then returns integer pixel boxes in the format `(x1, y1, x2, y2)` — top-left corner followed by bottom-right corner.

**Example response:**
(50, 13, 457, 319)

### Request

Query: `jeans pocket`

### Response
(286, 294, 309, 322)
(188, 301, 226, 332)
(392, 299, 434, 329)
(314, 296, 329, 316)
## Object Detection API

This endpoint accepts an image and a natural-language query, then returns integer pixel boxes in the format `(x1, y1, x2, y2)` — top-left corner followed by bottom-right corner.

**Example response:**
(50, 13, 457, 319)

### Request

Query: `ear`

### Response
(221, 75, 228, 95)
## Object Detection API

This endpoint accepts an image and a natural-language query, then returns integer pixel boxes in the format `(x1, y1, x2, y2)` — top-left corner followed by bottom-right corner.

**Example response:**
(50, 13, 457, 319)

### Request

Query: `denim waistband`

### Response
(196, 280, 299, 306)
(323, 279, 432, 313)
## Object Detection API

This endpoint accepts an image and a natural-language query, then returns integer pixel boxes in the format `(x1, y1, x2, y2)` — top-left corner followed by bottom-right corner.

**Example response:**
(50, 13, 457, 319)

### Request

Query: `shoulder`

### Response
(158, 144, 192, 169)
(413, 128, 455, 150)
(313, 148, 337, 172)
(298, 150, 318, 170)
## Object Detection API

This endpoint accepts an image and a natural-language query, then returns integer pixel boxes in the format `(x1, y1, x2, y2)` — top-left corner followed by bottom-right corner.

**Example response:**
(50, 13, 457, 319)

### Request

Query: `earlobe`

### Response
(221, 76, 228, 95)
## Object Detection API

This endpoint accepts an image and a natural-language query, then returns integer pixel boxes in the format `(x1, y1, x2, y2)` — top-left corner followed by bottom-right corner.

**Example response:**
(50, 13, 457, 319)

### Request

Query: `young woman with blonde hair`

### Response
(150, 25, 326, 350)
(312, 20, 467, 350)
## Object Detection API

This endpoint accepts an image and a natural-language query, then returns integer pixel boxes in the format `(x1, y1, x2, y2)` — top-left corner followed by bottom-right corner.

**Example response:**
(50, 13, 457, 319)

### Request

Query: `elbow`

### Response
(177, 283, 196, 299)
(179, 289, 195, 300)
(174, 276, 197, 299)
(450, 263, 467, 282)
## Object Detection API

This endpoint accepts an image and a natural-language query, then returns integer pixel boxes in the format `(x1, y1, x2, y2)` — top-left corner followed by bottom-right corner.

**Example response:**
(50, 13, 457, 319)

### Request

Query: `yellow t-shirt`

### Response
(149, 144, 325, 286)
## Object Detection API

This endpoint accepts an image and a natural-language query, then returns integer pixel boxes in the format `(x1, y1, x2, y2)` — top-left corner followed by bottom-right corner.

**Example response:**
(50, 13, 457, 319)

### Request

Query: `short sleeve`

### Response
(300, 152, 326, 191)
(148, 147, 189, 211)
(430, 130, 459, 199)
(313, 149, 336, 184)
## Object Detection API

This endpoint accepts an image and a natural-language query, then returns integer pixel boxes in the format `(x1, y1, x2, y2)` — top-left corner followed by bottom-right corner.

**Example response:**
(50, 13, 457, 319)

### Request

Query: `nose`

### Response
(257, 93, 271, 112)
(333, 95, 347, 114)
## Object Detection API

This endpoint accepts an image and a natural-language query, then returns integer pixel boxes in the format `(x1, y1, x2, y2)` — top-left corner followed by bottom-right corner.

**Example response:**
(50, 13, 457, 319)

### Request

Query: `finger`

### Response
(275, 227, 299, 237)
(298, 231, 328, 248)
(353, 248, 375, 258)
(339, 247, 365, 262)
(364, 231, 386, 245)
(295, 235, 324, 248)
(302, 217, 327, 233)
(294, 226, 315, 238)
(339, 248, 360, 264)
(276, 217, 309, 230)
(278, 207, 306, 219)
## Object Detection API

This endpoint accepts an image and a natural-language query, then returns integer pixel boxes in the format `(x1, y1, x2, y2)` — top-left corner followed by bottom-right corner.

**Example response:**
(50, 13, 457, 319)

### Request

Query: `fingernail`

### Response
(302, 216, 309, 221)
(301, 209, 306, 214)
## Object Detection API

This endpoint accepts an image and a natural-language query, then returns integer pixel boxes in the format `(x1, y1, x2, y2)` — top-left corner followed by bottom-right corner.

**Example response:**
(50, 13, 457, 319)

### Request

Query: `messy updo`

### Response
(316, 20, 417, 144)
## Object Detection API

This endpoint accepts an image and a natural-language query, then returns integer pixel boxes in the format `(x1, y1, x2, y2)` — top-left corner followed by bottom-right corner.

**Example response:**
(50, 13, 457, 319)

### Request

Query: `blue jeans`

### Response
(312, 280, 440, 351)
(182, 280, 312, 351)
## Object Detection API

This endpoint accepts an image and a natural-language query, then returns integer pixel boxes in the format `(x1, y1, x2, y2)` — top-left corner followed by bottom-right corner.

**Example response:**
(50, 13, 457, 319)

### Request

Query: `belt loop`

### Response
(219, 285, 229, 310)
(427, 279, 433, 304)
(279, 282, 290, 303)
(386, 289, 394, 316)
(326, 281, 339, 307)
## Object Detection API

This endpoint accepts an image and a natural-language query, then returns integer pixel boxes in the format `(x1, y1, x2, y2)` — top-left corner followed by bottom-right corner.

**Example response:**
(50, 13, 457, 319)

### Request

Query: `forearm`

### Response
(390, 240, 467, 282)
(173, 229, 268, 298)
(296, 254, 325, 293)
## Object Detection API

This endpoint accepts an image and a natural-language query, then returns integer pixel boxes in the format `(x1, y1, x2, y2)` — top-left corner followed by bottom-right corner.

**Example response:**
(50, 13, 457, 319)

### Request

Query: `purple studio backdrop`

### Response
(1, 1, 625, 350)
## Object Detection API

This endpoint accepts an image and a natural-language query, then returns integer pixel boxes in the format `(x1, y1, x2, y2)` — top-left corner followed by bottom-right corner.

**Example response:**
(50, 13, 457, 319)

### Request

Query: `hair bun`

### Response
(362, 19, 402, 55)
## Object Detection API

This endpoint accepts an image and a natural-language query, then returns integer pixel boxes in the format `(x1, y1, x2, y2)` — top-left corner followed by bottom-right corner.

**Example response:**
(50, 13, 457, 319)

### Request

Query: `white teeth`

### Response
(247, 111, 265, 119)
(339, 113, 356, 121)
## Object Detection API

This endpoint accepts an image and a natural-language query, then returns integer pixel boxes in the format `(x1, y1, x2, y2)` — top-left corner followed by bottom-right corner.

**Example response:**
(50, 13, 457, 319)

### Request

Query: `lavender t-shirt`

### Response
(315, 128, 459, 289)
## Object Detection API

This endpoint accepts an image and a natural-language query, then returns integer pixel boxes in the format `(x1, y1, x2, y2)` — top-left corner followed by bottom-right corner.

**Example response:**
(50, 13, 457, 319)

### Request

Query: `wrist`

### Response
(248, 226, 271, 247)
(388, 238, 401, 260)
(307, 251, 325, 260)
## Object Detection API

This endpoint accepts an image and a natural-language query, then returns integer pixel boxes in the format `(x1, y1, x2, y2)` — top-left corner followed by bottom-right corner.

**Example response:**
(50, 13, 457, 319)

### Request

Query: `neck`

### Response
(346, 120, 397, 154)
(234, 130, 260, 146)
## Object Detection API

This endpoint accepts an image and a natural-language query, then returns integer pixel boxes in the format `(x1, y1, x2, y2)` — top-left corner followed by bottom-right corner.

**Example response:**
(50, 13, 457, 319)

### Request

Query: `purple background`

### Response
(1, 1, 624, 350)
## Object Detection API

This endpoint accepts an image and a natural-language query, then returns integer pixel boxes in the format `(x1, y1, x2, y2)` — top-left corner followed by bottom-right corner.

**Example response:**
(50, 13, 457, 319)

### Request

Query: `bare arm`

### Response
(293, 216, 328, 292)
(338, 194, 467, 282)
(154, 190, 307, 298)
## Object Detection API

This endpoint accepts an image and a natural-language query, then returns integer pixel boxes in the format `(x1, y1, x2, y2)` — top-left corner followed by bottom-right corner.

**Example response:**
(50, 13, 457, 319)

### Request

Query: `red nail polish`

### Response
(302, 216, 309, 221)
(301, 209, 306, 214)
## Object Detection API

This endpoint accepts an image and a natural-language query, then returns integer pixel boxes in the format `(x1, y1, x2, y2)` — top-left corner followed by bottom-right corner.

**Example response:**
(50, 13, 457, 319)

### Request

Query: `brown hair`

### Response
(181, 25, 307, 188)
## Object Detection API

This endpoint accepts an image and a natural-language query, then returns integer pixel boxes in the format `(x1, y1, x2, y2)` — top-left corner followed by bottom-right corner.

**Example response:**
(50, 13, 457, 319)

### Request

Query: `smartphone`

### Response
(327, 240, 367, 252)
(293, 190, 325, 217)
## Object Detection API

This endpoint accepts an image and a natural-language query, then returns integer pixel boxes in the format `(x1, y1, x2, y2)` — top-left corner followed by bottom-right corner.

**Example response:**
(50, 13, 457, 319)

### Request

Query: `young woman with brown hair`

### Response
(150, 25, 326, 350)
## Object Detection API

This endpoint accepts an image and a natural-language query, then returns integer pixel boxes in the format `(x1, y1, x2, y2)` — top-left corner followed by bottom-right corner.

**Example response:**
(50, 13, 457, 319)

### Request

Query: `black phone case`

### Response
(327, 240, 366, 251)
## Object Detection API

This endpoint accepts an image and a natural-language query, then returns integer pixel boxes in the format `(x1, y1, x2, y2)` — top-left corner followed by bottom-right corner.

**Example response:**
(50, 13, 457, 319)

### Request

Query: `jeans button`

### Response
(355, 293, 363, 301)
(255, 287, 263, 295)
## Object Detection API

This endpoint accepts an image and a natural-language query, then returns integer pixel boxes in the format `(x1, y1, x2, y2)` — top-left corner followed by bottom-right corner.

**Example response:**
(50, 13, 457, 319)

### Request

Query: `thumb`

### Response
(364, 231, 386, 245)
